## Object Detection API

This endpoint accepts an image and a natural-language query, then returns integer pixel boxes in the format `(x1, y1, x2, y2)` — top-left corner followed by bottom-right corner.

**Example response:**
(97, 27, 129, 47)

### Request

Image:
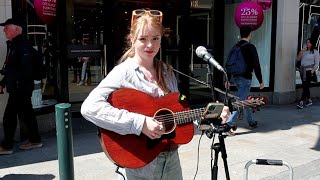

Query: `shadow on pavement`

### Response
(191, 98, 320, 152)
(0, 117, 103, 169)
(311, 123, 320, 151)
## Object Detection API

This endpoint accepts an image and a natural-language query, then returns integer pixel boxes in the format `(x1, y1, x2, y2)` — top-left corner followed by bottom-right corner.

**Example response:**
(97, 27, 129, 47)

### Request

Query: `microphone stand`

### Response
(200, 61, 231, 180)
(206, 63, 216, 102)
(172, 63, 236, 180)
(172, 68, 240, 101)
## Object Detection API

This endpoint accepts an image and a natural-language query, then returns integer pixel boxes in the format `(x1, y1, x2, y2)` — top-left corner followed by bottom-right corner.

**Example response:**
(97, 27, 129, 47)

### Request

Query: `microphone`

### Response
(195, 46, 226, 73)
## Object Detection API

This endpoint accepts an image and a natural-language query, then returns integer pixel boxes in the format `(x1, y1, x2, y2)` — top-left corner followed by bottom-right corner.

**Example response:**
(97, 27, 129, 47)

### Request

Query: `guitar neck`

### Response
(171, 98, 265, 125)
(174, 107, 206, 124)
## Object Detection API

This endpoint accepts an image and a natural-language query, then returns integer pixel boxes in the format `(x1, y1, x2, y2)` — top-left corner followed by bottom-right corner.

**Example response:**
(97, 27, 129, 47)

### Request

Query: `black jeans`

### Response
(301, 70, 312, 101)
(1, 93, 41, 149)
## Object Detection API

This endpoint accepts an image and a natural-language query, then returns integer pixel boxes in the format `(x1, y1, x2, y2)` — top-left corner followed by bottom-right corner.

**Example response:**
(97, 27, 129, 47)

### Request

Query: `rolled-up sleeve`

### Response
(81, 65, 145, 135)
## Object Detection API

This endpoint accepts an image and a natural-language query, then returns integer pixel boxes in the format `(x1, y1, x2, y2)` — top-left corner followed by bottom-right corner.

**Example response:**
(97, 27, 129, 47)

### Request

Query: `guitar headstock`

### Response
(231, 95, 268, 112)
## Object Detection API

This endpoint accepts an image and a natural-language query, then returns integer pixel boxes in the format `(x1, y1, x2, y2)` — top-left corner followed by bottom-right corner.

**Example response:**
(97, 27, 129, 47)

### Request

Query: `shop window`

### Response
(224, 1, 272, 88)
(297, 3, 320, 85)
(175, 12, 212, 89)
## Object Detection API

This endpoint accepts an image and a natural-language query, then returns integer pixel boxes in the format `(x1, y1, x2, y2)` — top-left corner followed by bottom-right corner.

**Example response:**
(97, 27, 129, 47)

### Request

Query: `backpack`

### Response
(225, 42, 249, 76)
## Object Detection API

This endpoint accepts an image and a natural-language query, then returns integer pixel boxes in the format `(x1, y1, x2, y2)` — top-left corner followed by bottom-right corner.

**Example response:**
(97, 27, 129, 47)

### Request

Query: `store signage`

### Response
(234, 1, 264, 31)
(190, 0, 199, 8)
(257, 0, 272, 10)
(34, 0, 57, 24)
(67, 45, 102, 58)
(190, 0, 212, 9)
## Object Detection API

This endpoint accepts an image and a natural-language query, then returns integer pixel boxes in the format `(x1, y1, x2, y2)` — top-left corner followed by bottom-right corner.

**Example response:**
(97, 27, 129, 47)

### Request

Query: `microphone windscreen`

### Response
(195, 46, 207, 57)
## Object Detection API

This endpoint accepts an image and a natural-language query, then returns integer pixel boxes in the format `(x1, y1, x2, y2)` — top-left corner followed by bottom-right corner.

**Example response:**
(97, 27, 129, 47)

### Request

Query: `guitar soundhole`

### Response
(154, 109, 176, 133)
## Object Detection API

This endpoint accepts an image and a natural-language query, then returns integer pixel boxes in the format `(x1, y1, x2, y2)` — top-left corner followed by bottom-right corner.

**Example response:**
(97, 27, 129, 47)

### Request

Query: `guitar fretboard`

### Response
(174, 107, 206, 124)
(171, 98, 265, 124)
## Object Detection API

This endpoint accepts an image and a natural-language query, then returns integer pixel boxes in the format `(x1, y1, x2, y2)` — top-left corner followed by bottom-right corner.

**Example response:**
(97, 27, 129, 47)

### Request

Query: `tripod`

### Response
(211, 132, 230, 180)
(205, 123, 235, 180)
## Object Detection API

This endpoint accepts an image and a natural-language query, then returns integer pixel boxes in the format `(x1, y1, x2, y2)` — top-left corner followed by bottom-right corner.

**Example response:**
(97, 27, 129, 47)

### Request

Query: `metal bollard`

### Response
(55, 103, 74, 180)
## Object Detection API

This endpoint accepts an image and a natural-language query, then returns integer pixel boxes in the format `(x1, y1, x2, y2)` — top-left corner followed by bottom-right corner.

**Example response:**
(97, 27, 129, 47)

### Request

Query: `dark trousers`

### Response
(301, 70, 312, 101)
(1, 93, 41, 149)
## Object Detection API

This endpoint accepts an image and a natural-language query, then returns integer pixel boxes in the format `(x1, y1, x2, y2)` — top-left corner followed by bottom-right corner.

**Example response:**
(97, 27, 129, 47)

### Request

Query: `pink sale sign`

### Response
(34, 0, 57, 24)
(234, 1, 264, 31)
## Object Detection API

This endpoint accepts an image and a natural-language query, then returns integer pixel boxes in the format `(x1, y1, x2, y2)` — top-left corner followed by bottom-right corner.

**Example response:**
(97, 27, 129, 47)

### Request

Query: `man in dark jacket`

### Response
(225, 25, 264, 131)
(0, 18, 42, 155)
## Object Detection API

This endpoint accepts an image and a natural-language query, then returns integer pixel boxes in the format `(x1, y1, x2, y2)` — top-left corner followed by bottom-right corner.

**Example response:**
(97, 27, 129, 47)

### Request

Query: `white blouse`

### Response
(81, 57, 179, 178)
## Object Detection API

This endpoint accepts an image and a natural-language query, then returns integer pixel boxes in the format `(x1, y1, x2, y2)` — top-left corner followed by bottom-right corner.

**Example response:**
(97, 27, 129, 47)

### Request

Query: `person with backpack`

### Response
(0, 18, 42, 155)
(225, 25, 264, 130)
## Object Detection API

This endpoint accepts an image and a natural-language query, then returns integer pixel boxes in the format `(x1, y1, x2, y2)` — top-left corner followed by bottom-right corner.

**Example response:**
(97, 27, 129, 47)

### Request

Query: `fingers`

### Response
(148, 128, 164, 139)
(220, 106, 231, 123)
(225, 81, 230, 89)
(158, 124, 163, 131)
(142, 117, 165, 139)
(149, 131, 162, 139)
(154, 119, 165, 132)
(150, 124, 164, 139)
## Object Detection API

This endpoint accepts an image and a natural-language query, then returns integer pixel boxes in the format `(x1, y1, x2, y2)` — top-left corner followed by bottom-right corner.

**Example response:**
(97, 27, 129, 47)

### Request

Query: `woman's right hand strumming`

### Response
(142, 117, 165, 139)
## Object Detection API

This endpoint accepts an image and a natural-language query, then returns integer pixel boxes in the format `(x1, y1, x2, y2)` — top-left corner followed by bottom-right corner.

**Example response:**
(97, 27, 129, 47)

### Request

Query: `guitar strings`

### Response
(153, 108, 206, 124)
(152, 99, 264, 124)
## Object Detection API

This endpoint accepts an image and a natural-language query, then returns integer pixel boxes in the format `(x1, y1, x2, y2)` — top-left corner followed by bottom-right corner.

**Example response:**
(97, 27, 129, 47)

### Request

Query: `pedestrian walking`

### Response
(225, 25, 264, 130)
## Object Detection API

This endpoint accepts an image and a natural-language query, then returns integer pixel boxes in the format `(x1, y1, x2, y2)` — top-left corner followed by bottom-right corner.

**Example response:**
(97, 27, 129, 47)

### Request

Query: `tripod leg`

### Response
(212, 143, 220, 180)
(218, 134, 231, 180)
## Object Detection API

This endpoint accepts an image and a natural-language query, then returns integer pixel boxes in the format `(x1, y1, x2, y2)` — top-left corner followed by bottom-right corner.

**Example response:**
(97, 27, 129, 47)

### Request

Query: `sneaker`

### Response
(0, 146, 13, 155)
(19, 142, 43, 150)
(249, 121, 258, 129)
(305, 99, 312, 107)
(77, 80, 84, 86)
(297, 101, 304, 109)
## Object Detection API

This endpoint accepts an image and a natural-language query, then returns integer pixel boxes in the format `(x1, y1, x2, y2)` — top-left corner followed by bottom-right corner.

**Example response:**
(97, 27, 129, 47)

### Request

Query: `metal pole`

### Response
(243, 159, 293, 180)
(55, 103, 74, 180)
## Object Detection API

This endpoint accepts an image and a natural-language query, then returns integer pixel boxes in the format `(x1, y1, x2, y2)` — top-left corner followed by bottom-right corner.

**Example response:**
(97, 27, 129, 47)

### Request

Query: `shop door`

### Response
(177, 12, 211, 89)
(68, 0, 105, 102)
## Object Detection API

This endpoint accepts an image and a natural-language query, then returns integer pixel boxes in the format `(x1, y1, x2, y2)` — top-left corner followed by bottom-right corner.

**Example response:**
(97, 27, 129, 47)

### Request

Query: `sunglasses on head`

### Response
(131, 9, 163, 25)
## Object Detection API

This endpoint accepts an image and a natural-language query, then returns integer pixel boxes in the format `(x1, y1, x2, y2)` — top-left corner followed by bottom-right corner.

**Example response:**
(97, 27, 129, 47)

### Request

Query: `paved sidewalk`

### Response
(0, 101, 320, 180)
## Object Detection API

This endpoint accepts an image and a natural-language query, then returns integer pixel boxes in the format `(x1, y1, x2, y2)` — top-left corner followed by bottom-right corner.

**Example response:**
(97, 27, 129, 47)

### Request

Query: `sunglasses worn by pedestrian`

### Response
(131, 9, 163, 26)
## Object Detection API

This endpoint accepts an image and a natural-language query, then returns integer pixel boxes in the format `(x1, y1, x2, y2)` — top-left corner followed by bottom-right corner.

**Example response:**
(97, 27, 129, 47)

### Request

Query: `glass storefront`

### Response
(297, 2, 320, 85)
(13, 0, 106, 103)
(67, 0, 105, 102)
(224, 0, 273, 88)
(12, 0, 273, 106)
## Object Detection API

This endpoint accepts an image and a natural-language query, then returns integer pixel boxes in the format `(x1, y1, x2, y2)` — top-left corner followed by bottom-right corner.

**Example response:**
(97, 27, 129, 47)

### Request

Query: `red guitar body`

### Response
(99, 88, 194, 168)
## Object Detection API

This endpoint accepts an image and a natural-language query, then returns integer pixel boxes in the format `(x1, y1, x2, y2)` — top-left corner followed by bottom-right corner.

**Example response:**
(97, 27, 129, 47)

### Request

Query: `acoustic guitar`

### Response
(99, 88, 266, 168)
